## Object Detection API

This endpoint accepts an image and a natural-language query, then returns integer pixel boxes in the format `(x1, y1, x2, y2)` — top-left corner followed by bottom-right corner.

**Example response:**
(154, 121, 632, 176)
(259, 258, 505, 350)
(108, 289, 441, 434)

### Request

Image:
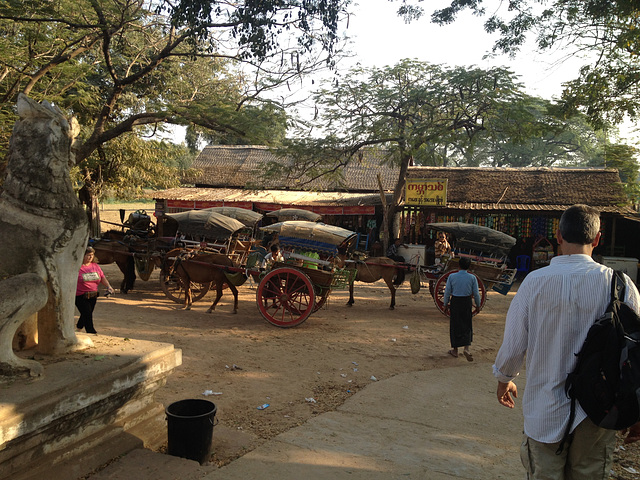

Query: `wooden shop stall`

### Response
(398, 166, 640, 278)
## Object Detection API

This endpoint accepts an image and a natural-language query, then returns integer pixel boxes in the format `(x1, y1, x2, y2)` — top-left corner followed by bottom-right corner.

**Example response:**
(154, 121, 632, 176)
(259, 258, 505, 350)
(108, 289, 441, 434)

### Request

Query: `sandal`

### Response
(447, 349, 458, 358)
(463, 351, 474, 362)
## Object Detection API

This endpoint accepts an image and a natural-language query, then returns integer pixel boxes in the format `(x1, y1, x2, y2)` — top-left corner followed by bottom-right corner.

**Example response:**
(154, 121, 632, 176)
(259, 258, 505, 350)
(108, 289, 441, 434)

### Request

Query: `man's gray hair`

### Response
(559, 204, 600, 245)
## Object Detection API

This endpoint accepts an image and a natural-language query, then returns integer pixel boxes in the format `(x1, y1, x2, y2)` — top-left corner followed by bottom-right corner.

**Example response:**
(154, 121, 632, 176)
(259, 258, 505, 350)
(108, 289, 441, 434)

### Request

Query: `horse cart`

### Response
(156, 218, 359, 328)
(157, 209, 257, 304)
(255, 221, 359, 327)
(92, 207, 260, 295)
(415, 222, 517, 316)
(92, 209, 169, 292)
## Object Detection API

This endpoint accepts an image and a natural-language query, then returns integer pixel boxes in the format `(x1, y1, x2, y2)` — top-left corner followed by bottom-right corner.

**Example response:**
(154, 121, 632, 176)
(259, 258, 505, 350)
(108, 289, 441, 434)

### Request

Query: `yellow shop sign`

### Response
(405, 179, 447, 206)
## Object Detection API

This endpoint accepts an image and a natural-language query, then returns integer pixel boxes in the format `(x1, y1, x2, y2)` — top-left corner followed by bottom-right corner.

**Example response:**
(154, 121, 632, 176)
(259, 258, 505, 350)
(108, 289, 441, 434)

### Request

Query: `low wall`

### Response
(0, 335, 182, 480)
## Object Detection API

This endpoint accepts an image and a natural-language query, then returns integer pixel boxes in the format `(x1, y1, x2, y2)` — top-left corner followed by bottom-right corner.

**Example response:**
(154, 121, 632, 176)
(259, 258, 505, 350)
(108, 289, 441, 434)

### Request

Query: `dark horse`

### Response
(160, 248, 241, 313)
(92, 230, 136, 293)
(341, 256, 405, 310)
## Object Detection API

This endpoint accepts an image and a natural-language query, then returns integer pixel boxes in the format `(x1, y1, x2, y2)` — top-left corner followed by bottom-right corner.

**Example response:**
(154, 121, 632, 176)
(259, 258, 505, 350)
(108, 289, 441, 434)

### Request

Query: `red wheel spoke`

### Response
(256, 268, 315, 328)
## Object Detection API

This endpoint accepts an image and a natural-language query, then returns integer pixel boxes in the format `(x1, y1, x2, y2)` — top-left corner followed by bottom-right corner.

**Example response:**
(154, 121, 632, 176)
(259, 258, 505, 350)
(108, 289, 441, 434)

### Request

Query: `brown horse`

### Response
(162, 249, 240, 313)
(342, 257, 405, 310)
(92, 230, 136, 293)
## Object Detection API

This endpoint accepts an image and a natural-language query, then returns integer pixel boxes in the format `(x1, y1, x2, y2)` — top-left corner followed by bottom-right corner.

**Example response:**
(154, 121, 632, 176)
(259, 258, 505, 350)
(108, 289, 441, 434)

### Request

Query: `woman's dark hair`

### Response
(458, 257, 471, 270)
(559, 204, 600, 245)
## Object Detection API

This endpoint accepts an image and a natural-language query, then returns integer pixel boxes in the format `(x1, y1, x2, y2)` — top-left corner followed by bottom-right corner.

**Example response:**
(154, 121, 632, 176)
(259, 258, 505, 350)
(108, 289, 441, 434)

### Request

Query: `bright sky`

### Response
(170, 1, 637, 144)
(288, 0, 635, 143)
(341, 0, 581, 100)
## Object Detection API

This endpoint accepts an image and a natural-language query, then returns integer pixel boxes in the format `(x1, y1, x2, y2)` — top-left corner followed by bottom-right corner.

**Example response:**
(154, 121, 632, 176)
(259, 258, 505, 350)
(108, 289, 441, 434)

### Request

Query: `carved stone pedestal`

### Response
(0, 335, 182, 480)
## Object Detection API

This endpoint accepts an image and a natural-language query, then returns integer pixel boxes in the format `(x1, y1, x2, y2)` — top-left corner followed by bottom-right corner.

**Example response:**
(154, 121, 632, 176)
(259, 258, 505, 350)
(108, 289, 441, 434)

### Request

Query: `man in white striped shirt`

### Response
(494, 204, 640, 479)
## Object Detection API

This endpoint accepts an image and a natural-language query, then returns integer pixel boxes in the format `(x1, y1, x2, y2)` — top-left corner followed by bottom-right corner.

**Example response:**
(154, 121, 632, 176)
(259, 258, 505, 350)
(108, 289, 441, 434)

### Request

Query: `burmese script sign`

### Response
(405, 179, 447, 206)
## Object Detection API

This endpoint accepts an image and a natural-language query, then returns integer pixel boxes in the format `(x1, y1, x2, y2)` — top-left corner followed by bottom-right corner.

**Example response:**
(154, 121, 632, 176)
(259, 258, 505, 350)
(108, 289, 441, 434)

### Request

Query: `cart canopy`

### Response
(202, 207, 263, 227)
(260, 221, 357, 255)
(266, 208, 322, 222)
(428, 222, 516, 257)
(164, 210, 245, 240)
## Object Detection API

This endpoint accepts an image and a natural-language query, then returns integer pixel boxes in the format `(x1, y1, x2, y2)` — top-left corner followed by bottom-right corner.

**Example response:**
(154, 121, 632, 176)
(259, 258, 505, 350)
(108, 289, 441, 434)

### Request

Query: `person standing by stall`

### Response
(75, 247, 114, 334)
(434, 231, 452, 264)
(443, 257, 480, 361)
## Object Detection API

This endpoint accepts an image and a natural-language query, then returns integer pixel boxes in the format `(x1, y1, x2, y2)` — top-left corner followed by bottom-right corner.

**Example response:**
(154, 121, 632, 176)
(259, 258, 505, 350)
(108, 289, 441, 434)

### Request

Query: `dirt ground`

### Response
(91, 204, 640, 478)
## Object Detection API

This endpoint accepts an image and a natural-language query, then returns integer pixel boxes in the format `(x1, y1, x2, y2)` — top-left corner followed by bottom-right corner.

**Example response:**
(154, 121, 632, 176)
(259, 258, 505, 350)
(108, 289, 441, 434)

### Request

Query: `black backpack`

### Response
(559, 270, 640, 452)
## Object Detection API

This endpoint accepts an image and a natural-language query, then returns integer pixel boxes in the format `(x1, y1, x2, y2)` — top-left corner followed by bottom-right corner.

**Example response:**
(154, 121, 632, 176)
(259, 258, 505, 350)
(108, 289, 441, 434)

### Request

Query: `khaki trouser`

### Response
(520, 418, 616, 480)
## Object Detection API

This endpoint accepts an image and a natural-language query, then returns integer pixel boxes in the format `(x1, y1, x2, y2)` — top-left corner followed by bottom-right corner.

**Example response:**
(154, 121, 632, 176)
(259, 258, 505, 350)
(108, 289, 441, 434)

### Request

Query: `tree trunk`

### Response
(386, 151, 412, 243)
(78, 168, 102, 238)
(377, 174, 389, 253)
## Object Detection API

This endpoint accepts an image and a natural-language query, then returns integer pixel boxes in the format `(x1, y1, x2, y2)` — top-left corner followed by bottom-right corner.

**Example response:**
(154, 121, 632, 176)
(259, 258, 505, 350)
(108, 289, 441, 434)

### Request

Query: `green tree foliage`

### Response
(280, 60, 518, 238)
(72, 134, 197, 199)
(418, 0, 640, 128)
(280, 60, 609, 240)
(185, 102, 289, 150)
(588, 142, 640, 206)
(457, 97, 604, 168)
(0, 0, 349, 195)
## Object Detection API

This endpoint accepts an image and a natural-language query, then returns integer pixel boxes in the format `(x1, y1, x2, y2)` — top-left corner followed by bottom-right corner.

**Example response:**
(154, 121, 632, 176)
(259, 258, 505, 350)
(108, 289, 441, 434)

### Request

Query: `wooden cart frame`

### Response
(412, 222, 518, 316)
(254, 221, 358, 327)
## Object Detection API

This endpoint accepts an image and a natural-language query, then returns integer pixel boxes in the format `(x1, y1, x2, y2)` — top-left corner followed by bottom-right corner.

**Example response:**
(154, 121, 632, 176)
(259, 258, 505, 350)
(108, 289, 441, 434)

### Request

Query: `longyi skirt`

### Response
(449, 295, 473, 348)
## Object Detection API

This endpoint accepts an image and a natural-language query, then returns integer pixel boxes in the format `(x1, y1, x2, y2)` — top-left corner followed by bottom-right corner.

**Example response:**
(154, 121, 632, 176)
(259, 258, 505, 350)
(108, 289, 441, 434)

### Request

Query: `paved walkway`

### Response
(88, 363, 526, 480)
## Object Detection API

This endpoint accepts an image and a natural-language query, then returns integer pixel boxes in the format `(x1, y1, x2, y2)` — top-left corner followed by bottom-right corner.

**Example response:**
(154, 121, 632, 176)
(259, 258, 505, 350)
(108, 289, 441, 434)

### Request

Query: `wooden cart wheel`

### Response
(433, 270, 487, 317)
(160, 272, 210, 304)
(256, 267, 315, 327)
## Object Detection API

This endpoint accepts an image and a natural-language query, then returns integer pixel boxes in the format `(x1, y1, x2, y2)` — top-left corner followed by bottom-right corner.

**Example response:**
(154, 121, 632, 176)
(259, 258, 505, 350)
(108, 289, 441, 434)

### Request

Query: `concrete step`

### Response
(85, 448, 216, 480)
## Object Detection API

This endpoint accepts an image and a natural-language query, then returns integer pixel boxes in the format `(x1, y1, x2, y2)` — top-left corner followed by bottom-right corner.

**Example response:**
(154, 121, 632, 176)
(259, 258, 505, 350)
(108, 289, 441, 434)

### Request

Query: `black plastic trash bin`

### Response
(166, 399, 217, 464)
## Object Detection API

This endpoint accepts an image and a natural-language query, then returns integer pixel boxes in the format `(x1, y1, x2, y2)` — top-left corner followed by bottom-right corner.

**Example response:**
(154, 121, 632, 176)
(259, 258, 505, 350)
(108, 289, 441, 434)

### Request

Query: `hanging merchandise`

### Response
(532, 236, 555, 269)
(531, 217, 546, 238)
(524, 217, 532, 238)
(547, 218, 557, 239)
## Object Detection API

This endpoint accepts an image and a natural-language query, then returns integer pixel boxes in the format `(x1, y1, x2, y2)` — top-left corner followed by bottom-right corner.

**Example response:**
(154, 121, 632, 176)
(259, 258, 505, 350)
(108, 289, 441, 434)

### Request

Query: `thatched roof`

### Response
(186, 145, 399, 192)
(406, 166, 633, 213)
(166, 146, 636, 215)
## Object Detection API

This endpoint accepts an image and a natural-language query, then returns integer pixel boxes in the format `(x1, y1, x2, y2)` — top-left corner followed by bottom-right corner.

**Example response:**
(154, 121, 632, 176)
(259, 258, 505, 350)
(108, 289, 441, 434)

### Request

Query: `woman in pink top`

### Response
(75, 247, 114, 334)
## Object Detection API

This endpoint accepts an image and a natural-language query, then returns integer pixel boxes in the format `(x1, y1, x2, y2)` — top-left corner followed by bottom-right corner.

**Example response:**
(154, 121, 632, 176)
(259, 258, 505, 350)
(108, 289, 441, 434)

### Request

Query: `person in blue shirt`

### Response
(443, 256, 481, 361)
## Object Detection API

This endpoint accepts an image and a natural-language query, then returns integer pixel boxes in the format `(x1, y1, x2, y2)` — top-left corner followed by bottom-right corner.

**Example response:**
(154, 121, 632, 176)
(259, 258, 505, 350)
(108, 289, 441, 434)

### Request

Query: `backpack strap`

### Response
(557, 397, 578, 454)
(557, 270, 622, 455)
(612, 270, 626, 304)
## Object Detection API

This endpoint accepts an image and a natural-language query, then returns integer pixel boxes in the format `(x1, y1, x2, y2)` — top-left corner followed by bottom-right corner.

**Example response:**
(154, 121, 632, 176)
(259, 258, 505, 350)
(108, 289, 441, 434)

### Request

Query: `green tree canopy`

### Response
(0, 0, 350, 179)
(406, 0, 640, 128)
(277, 60, 613, 241)
(0, 0, 351, 234)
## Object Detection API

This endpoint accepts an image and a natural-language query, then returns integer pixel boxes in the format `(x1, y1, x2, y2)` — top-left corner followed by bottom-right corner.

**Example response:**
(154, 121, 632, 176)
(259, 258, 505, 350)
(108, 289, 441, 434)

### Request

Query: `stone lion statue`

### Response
(0, 94, 89, 376)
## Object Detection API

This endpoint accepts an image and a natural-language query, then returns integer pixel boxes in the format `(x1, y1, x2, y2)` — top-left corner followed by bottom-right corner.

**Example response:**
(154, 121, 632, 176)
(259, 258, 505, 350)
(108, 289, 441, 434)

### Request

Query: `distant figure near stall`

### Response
(434, 231, 452, 264)
(386, 238, 406, 285)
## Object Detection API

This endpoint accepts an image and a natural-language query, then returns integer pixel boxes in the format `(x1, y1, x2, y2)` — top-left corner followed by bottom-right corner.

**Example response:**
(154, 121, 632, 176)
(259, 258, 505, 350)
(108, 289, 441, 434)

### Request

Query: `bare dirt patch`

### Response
(94, 257, 512, 468)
